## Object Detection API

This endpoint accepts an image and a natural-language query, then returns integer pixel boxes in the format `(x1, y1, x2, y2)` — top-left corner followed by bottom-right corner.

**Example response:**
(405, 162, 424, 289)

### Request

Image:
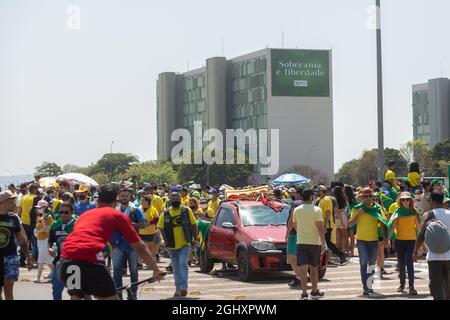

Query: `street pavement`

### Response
(13, 256, 432, 300)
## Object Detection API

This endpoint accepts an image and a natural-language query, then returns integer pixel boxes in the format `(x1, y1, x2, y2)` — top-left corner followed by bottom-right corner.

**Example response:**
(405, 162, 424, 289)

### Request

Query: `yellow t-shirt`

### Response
(140, 207, 159, 235)
(157, 206, 196, 249)
(151, 194, 165, 214)
(396, 215, 418, 240)
(181, 195, 190, 207)
(203, 207, 216, 219)
(19, 194, 36, 225)
(319, 196, 335, 229)
(292, 204, 323, 245)
(351, 207, 379, 241)
(208, 198, 221, 214)
(385, 169, 398, 189)
(408, 172, 421, 187)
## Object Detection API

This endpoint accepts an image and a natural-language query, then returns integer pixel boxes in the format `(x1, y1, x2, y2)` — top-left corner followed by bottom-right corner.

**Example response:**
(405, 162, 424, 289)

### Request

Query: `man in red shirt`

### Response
(59, 184, 164, 300)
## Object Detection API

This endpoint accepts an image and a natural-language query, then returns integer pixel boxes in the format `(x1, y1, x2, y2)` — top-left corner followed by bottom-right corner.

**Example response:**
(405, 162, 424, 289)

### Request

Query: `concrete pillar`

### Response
(157, 72, 177, 160)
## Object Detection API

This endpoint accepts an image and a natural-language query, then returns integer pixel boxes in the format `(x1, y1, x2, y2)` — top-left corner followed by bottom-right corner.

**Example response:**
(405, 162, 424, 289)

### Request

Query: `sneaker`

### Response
(409, 287, 417, 296)
(339, 256, 347, 265)
(397, 285, 405, 292)
(173, 290, 181, 297)
(310, 290, 325, 299)
(288, 278, 300, 288)
(368, 289, 374, 294)
(300, 293, 309, 300)
(363, 288, 370, 296)
(33, 279, 41, 283)
(381, 268, 387, 275)
(179, 289, 188, 297)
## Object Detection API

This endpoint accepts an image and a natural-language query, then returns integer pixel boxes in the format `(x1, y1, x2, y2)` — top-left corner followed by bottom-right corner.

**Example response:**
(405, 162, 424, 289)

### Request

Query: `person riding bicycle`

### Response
(59, 184, 165, 300)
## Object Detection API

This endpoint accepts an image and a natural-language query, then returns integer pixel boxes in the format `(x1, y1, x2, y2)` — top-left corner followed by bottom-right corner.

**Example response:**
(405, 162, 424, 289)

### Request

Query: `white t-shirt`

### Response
(427, 208, 450, 261)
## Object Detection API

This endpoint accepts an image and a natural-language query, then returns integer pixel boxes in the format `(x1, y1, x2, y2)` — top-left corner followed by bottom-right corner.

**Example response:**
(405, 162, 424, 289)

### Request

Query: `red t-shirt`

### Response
(61, 206, 141, 264)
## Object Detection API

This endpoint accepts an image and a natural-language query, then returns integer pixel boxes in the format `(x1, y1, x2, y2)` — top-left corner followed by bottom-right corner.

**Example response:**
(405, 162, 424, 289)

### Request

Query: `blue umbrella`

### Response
(272, 173, 310, 185)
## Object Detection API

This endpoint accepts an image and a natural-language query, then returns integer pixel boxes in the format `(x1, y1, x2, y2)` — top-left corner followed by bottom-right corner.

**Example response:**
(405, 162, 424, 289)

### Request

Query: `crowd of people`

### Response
(0, 160, 449, 300)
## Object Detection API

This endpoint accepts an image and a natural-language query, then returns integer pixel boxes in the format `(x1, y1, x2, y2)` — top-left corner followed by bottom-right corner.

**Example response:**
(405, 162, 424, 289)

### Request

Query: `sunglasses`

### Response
(401, 198, 411, 202)
(60, 211, 71, 215)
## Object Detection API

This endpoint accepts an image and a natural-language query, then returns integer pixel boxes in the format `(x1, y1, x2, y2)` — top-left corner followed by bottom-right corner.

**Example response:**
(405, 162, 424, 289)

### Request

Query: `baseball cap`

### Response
(399, 191, 412, 200)
(74, 185, 90, 193)
(208, 188, 218, 194)
(35, 200, 49, 208)
(191, 191, 201, 199)
(0, 190, 17, 203)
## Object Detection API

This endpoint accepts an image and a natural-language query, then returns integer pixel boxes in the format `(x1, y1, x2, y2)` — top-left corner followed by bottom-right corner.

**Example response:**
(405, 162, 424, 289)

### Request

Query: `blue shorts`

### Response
(287, 233, 297, 255)
(3, 254, 20, 281)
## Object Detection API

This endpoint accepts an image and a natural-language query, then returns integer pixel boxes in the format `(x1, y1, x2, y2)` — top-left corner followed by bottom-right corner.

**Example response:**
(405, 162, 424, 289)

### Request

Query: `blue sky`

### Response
(1, 0, 449, 176)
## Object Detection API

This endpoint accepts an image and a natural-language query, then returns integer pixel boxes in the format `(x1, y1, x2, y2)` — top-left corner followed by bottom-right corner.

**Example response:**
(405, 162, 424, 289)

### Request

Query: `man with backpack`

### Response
(157, 191, 198, 297)
(113, 188, 147, 299)
(414, 191, 450, 300)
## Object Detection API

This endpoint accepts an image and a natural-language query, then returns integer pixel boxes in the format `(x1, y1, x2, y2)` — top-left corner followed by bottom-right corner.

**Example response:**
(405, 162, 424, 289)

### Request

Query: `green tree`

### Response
(334, 159, 360, 185)
(400, 140, 433, 175)
(176, 150, 254, 187)
(91, 153, 139, 182)
(356, 149, 378, 185)
(335, 148, 407, 186)
(384, 148, 408, 177)
(123, 161, 178, 185)
(432, 139, 450, 161)
(34, 162, 63, 177)
(90, 173, 109, 185)
(62, 164, 82, 174)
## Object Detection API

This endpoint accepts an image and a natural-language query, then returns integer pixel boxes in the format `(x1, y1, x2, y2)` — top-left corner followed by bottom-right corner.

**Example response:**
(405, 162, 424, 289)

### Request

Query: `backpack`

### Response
(424, 210, 450, 254)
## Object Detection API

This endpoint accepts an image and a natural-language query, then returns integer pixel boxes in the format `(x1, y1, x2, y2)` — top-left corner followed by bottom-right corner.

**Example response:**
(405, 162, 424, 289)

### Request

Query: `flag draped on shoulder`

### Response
(353, 202, 389, 227)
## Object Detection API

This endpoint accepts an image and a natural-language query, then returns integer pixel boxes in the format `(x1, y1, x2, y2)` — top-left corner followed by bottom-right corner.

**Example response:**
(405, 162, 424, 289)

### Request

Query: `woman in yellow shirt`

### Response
(139, 196, 161, 264)
(407, 162, 422, 193)
(388, 192, 421, 295)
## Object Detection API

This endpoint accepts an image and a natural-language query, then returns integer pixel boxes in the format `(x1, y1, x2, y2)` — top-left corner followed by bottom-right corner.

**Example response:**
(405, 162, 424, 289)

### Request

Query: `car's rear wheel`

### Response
(237, 250, 254, 282)
(199, 247, 214, 273)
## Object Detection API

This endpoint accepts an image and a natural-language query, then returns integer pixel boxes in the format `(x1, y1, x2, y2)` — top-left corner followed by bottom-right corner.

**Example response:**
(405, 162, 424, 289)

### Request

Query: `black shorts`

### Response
(57, 260, 116, 298)
(297, 244, 321, 267)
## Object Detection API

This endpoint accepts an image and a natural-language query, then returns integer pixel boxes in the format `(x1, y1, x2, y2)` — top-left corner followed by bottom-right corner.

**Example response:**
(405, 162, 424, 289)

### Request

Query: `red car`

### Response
(199, 200, 328, 281)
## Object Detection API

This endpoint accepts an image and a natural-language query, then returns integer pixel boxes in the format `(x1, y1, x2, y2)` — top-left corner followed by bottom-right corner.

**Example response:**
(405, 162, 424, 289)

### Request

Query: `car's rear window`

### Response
(239, 205, 289, 226)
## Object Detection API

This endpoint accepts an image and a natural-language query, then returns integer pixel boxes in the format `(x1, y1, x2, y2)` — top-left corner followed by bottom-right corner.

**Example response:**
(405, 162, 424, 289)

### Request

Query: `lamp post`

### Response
(376, 0, 385, 181)
(110, 141, 114, 153)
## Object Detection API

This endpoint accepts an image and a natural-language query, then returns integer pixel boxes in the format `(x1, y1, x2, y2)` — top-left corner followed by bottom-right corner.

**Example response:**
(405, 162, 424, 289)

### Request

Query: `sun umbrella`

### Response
(56, 173, 99, 187)
(39, 177, 57, 188)
(272, 173, 310, 185)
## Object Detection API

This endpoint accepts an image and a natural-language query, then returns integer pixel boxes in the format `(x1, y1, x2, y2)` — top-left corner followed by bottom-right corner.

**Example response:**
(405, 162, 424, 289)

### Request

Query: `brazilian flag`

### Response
(353, 202, 389, 239)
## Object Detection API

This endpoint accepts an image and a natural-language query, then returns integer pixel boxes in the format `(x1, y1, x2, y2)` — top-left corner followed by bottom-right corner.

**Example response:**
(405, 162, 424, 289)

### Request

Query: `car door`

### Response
(207, 206, 227, 257)
(220, 207, 238, 262)
(210, 205, 237, 261)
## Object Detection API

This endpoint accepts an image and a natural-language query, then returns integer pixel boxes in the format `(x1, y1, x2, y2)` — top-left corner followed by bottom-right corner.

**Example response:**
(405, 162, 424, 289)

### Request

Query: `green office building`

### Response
(157, 48, 334, 179)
